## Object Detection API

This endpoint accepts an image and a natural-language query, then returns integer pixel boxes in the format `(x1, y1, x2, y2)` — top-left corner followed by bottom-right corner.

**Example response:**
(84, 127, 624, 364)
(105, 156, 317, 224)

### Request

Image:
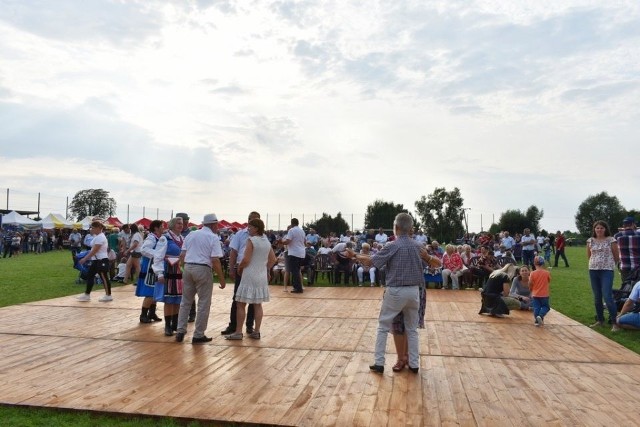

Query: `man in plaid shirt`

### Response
(615, 217, 640, 283)
(357, 213, 440, 374)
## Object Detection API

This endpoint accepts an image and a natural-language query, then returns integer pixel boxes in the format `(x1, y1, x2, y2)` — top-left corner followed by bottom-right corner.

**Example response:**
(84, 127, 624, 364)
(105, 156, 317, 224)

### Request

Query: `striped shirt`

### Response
(371, 235, 426, 287)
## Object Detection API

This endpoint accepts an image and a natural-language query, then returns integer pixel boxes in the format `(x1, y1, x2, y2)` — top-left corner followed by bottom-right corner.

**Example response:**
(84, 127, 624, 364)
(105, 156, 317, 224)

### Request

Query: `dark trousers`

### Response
(288, 255, 304, 292)
(522, 250, 535, 268)
(2, 245, 12, 258)
(554, 249, 569, 267)
(84, 259, 111, 295)
(229, 268, 255, 330)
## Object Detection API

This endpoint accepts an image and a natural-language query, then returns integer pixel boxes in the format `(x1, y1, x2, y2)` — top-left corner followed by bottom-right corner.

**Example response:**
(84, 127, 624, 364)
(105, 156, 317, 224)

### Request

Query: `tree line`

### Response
(69, 188, 636, 243)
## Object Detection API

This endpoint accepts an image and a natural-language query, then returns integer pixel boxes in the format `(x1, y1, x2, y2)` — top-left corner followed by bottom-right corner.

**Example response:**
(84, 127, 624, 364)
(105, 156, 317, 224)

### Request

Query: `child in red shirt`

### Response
(530, 256, 551, 326)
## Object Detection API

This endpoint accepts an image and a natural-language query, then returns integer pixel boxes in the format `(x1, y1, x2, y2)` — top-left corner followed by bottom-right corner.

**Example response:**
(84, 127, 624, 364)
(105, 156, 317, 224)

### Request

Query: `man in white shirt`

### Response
(521, 228, 537, 269)
(375, 228, 388, 245)
(175, 213, 226, 344)
(501, 231, 515, 250)
(414, 230, 428, 245)
(283, 218, 306, 293)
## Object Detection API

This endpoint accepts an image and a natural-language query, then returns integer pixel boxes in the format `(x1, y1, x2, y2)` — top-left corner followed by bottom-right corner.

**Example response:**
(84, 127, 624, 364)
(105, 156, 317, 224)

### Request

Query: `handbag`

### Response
(140, 236, 159, 287)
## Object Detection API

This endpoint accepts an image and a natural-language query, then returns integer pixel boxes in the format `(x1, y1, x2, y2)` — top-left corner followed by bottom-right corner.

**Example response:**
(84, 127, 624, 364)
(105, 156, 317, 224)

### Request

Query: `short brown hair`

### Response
(248, 218, 265, 235)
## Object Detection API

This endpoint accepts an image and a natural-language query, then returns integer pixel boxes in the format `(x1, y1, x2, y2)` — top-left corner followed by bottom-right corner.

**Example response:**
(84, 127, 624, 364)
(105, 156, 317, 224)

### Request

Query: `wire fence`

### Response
(1, 188, 371, 231)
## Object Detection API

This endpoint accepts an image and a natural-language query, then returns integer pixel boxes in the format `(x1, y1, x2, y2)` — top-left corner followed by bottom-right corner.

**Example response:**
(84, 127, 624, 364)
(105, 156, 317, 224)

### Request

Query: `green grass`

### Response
(1, 246, 639, 425)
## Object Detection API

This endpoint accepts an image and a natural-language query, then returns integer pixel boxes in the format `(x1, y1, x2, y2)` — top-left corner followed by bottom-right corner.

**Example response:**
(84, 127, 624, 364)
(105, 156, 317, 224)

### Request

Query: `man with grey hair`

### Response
(357, 213, 440, 374)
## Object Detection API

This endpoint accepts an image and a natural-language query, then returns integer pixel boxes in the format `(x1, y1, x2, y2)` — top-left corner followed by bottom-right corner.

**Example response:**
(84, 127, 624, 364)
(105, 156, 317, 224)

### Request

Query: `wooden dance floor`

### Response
(1, 285, 640, 426)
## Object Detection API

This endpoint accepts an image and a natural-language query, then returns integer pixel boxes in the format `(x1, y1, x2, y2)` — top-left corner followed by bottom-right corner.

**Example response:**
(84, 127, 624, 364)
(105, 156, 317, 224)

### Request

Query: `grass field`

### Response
(1, 246, 638, 425)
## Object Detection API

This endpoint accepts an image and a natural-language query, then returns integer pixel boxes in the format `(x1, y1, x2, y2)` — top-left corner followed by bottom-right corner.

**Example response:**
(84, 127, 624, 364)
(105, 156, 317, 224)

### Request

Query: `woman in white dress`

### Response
(226, 218, 277, 340)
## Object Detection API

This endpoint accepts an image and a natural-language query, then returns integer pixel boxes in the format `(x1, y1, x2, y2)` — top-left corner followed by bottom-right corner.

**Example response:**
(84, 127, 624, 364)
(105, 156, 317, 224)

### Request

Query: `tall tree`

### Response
(69, 189, 116, 221)
(497, 206, 544, 235)
(364, 199, 409, 230)
(414, 187, 465, 243)
(305, 212, 350, 237)
(575, 191, 625, 236)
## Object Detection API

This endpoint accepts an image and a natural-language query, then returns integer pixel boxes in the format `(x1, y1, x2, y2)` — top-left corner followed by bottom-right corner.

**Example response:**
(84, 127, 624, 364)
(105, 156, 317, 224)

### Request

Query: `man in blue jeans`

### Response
(282, 218, 306, 293)
(357, 213, 440, 374)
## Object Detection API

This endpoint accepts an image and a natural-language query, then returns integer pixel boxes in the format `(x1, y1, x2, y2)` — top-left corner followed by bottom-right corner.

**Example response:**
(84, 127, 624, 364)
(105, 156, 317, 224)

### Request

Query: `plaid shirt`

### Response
(615, 229, 640, 270)
(371, 235, 426, 287)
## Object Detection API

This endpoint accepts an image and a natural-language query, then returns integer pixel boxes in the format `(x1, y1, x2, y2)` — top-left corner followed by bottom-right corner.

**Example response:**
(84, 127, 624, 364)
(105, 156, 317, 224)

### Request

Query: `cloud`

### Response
(0, 0, 164, 46)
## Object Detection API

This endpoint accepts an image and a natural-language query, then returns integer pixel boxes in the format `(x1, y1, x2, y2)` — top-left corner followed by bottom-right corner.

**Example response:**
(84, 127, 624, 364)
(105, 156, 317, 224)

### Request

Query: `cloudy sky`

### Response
(1, 0, 638, 233)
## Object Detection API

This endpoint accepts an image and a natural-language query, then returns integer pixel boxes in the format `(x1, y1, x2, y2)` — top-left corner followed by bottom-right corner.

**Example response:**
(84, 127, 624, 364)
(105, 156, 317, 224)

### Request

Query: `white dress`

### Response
(236, 235, 271, 304)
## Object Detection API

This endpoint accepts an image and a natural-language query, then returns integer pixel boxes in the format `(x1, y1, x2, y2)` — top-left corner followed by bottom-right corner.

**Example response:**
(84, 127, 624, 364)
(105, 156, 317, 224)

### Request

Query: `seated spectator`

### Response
(317, 240, 332, 255)
(503, 266, 532, 310)
(441, 244, 464, 290)
(332, 241, 355, 285)
(470, 245, 496, 287)
(430, 240, 444, 257)
(614, 280, 640, 332)
(356, 243, 377, 287)
(271, 250, 287, 285)
(114, 256, 126, 279)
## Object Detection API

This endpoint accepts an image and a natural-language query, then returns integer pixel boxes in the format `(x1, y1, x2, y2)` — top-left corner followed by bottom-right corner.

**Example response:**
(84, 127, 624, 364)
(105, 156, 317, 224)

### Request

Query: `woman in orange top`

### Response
(529, 256, 551, 326)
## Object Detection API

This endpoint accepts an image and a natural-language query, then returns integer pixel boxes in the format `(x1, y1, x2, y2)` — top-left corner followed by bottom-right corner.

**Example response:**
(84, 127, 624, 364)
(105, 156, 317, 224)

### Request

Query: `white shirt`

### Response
(182, 226, 223, 266)
(90, 233, 108, 260)
(229, 228, 250, 264)
(375, 232, 388, 244)
(521, 234, 536, 250)
(285, 226, 306, 258)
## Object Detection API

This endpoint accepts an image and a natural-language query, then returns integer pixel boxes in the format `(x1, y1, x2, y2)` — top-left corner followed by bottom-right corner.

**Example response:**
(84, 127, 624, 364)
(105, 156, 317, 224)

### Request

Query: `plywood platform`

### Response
(1, 285, 639, 426)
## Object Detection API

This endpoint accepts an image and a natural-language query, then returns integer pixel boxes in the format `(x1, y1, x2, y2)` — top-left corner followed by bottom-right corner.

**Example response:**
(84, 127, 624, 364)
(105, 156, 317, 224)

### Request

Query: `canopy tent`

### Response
(1, 211, 42, 230)
(76, 216, 96, 230)
(218, 219, 232, 228)
(106, 216, 124, 228)
(134, 217, 152, 229)
(39, 213, 76, 229)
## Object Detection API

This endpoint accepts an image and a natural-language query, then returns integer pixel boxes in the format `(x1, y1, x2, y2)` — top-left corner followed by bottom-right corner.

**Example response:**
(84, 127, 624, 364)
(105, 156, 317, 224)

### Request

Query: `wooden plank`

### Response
(2, 287, 640, 425)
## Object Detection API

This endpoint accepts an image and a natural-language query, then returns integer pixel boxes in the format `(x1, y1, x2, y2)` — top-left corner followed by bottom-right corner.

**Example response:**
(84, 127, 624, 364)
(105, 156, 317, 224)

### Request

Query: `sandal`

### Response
(392, 359, 407, 372)
(249, 331, 261, 340)
(224, 332, 243, 340)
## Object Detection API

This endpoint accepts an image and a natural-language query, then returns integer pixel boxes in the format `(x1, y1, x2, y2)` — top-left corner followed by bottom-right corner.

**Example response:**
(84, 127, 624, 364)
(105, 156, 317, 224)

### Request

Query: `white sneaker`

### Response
(98, 295, 113, 302)
(76, 293, 90, 302)
(536, 315, 543, 326)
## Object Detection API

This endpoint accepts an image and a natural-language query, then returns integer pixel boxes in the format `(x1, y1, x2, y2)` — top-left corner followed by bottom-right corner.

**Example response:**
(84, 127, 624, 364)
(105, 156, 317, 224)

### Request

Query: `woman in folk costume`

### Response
(152, 217, 185, 336)
(135, 220, 164, 323)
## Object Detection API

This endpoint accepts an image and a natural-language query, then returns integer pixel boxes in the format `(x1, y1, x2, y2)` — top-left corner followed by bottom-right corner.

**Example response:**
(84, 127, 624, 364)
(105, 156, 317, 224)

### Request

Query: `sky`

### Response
(1, 0, 639, 233)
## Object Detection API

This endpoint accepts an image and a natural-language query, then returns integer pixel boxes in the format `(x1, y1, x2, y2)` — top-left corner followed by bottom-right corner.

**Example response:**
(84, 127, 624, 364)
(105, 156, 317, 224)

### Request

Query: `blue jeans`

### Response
(618, 312, 640, 328)
(589, 269, 616, 323)
(532, 296, 550, 319)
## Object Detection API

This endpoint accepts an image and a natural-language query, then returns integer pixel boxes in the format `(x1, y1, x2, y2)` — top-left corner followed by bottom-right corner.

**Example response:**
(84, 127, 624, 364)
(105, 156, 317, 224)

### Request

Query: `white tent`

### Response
(1, 211, 42, 229)
(39, 213, 76, 229)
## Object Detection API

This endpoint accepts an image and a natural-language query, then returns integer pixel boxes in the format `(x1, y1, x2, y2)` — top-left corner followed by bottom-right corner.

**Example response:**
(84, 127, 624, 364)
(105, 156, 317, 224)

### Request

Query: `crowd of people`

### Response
(9, 210, 640, 374)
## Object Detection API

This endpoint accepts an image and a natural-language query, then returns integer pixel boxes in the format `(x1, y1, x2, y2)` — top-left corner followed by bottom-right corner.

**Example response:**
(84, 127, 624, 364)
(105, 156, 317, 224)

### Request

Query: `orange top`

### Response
(529, 269, 551, 297)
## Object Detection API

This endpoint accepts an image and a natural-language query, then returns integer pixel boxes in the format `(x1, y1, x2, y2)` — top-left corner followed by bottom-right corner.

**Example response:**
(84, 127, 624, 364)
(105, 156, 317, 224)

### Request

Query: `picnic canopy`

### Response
(106, 216, 124, 228)
(1, 211, 41, 230)
(39, 213, 76, 229)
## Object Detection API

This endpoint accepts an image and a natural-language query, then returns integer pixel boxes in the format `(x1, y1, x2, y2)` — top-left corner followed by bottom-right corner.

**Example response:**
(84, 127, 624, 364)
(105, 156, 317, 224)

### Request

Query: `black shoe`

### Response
(409, 367, 419, 374)
(188, 315, 196, 323)
(246, 327, 254, 334)
(164, 324, 173, 336)
(369, 364, 384, 374)
(192, 335, 213, 344)
(139, 315, 151, 324)
(291, 290, 303, 294)
(221, 327, 235, 335)
(175, 332, 184, 343)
